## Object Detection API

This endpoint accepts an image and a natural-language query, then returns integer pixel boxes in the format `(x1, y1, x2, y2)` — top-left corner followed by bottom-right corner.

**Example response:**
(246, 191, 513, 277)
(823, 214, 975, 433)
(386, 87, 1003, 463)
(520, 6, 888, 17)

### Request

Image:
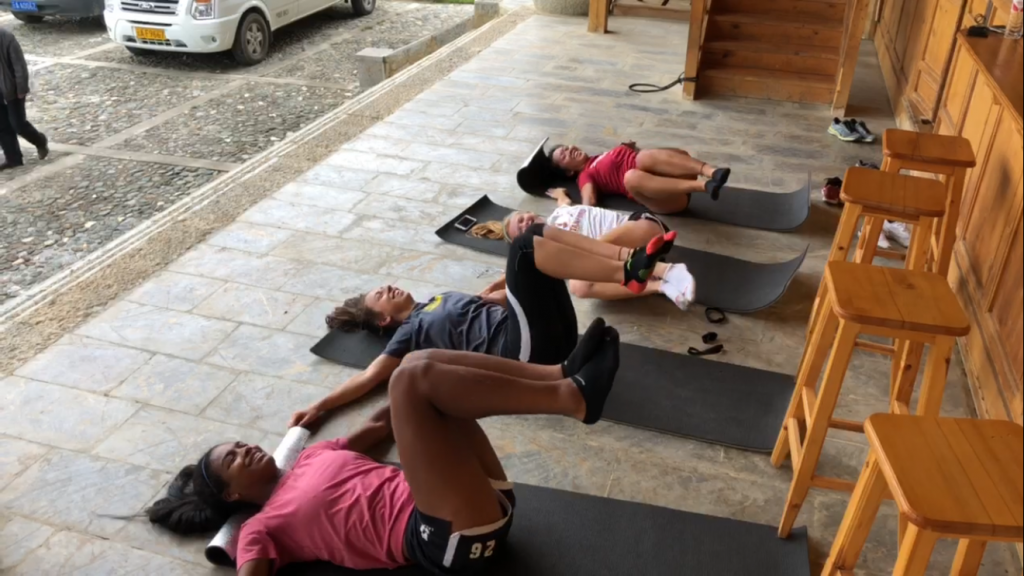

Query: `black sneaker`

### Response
(0, 161, 23, 171)
(852, 120, 876, 143)
(856, 160, 880, 170)
(37, 135, 49, 160)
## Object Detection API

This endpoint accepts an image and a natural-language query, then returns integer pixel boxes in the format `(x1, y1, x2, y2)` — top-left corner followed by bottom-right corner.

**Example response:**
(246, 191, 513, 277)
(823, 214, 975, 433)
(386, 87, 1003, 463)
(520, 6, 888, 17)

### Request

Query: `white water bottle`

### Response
(1007, 0, 1024, 39)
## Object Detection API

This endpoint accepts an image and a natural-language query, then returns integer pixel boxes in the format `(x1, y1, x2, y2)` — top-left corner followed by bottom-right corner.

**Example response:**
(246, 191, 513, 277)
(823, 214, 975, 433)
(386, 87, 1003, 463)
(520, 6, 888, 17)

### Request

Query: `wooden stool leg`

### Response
(854, 216, 884, 265)
(588, 0, 609, 33)
(779, 320, 860, 538)
(934, 167, 966, 276)
(905, 216, 935, 272)
(821, 452, 888, 575)
(892, 342, 924, 413)
(773, 298, 841, 467)
(917, 336, 955, 417)
(893, 524, 940, 576)
(807, 204, 863, 339)
(950, 540, 987, 575)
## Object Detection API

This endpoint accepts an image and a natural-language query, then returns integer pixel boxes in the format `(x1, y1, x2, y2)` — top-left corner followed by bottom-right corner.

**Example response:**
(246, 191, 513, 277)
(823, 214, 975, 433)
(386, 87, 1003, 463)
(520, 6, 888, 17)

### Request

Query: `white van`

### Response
(103, 0, 374, 65)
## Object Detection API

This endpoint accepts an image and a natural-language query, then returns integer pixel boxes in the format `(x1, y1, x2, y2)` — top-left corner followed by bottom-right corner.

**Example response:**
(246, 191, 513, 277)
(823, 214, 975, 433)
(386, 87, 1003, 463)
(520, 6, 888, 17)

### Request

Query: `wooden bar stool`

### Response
(774, 261, 970, 538)
(822, 414, 1023, 576)
(868, 129, 977, 277)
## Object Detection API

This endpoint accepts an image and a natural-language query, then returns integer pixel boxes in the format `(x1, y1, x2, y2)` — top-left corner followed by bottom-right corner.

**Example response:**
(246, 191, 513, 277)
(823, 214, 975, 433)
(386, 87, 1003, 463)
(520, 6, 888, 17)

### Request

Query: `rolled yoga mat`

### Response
(206, 427, 312, 567)
(278, 483, 811, 576)
(517, 138, 812, 231)
(310, 330, 794, 452)
(435, 195, 809, 314)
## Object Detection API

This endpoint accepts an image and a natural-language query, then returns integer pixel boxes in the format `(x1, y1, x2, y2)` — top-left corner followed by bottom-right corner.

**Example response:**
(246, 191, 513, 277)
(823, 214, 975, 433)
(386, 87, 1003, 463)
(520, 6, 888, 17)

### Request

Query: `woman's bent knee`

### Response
(569, 280, 595, 299)
(389, 360, 437, 403)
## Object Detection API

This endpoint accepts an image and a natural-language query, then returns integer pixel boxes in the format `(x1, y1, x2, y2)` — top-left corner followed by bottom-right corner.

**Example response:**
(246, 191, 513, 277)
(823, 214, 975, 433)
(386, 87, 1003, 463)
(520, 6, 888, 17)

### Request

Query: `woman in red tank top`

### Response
(549, 142, 731, 215)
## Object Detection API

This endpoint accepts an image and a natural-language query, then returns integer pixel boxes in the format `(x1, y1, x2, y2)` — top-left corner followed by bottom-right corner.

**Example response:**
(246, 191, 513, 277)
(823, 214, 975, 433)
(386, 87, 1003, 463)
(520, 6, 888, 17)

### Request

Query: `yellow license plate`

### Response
(135, 27, 167, 41)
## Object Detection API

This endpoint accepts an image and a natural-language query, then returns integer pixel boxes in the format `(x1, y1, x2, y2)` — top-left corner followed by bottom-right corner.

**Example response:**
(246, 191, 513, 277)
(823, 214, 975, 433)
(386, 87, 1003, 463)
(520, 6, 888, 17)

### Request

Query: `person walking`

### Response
(0, 28, 48, 170)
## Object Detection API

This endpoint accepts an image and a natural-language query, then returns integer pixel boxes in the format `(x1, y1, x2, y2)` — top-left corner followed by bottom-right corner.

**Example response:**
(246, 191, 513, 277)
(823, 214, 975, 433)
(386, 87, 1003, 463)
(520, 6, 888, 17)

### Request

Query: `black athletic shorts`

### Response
(404, 489, 515, 575)
(499, 223, 578, 366)
(627, 211, 670, 234)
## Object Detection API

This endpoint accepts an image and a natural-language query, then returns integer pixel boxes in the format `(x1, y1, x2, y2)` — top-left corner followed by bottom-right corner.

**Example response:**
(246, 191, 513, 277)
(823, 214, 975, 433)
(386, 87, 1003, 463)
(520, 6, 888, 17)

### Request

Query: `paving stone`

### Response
(450, 133, 540, 157)
(194, 283, 314, 329)
(206, 222, 296, 255)
(379, 253, 500, 293)
(454, 119, 514, 138)
(271, 233, 418, 273)
(76, 301, 238, 361)
(277, 264, 391, 302)
(401, 98, 466, 117)
(14, 335, 152, 394)
(203, 373, 329, 433)
(125, 271, 227, 312)
(1, 450, 166, 538)
(296, 165, 378, 190)
(342, 135, 412, 156)
(168, 244, 308, 290)
(284, 299, 341, 337)
(239, 199, 358, 237)
(323, 150, 425, 176)
(361, 174, 443, 201)
(449, 71, 528, 88)
(203, 325, 347, 387)
(0, 376, 139, 452)
(397, 143, 501, 170)
(341, 216, 502, 267)
(272, 182, 367, 212)
(93, 407, 264, 473)
(0, 516, 56, 571)
(6, 530, 205, 576)
(351, 194, 452, 227)
(414, 162, 521, 193)
(365, 121, 459, 146)
(385, 110, 464, 131)
(434, 185, 522, 210)
(110, 355, 239, 415)
(0, 438, 50, 491)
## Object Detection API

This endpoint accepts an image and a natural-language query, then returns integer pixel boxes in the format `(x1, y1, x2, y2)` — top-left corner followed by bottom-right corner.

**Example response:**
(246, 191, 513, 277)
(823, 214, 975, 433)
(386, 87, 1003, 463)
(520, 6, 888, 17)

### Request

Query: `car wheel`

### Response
(126, 46, 155, 56)
(12, 13, 45, 23)
(231, 12, 270, 66)
(352, 0, 374, 16)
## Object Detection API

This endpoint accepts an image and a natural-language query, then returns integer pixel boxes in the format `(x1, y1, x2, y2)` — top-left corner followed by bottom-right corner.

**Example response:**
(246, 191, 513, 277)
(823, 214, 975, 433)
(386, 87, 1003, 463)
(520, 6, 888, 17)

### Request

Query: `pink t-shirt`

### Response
(234, 439, 416, 574)
(577, 145, 638, 198)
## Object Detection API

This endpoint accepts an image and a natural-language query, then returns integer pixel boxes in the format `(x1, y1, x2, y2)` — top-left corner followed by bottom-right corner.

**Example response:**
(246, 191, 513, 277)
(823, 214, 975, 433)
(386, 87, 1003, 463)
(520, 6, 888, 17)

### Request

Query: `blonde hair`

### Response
(469, 213, 517, 243)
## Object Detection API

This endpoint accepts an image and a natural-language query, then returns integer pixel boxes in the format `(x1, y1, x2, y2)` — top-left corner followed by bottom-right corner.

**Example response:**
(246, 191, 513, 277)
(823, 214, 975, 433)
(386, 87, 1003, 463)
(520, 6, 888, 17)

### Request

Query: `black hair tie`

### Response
(705, 308, 727, 324)
(688, 344, 724, 357)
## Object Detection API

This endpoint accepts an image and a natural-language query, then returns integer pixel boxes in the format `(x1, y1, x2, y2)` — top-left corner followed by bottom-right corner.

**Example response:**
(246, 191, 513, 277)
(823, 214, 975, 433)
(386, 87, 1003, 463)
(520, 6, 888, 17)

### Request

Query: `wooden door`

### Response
(906, 0, 966, 122)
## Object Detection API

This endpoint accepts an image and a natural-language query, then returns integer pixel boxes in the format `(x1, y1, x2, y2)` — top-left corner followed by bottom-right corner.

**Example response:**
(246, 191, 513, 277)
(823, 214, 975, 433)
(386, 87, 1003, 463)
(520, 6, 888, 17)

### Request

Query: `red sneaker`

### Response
(822, 177, 843, 206)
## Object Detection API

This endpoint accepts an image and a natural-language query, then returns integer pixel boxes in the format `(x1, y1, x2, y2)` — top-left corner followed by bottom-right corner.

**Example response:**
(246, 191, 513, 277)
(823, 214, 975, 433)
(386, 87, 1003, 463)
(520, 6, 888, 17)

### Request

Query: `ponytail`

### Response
(147, 451, 247, 535)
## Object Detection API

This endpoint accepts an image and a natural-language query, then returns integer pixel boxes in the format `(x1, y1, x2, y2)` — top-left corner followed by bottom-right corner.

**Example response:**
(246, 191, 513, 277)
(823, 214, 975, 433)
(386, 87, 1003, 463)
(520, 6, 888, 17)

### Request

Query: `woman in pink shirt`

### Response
(549, 142, 730, 214)
(147, 321, 621, 576)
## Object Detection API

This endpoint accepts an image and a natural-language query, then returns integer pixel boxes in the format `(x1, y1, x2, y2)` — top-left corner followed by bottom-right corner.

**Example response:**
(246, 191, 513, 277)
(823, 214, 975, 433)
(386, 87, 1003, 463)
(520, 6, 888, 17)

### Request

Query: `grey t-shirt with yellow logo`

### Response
(382, 292, 509, 359)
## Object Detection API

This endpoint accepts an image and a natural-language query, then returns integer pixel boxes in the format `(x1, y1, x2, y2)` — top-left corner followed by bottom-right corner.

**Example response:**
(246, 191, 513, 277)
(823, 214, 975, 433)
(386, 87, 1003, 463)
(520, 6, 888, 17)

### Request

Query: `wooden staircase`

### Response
(685, 0, 869, 111)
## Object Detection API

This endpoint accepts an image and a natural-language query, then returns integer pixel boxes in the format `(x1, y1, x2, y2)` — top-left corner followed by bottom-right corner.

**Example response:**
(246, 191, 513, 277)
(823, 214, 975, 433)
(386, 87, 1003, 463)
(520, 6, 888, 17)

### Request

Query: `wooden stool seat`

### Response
(826, 263, 970, 337)
(823, 415, 1023, 576)
(840, 167, 947, 219)
(867, 414, 1024, 540)
(774, 262, 971, 539)
(883, 130, 977, 169)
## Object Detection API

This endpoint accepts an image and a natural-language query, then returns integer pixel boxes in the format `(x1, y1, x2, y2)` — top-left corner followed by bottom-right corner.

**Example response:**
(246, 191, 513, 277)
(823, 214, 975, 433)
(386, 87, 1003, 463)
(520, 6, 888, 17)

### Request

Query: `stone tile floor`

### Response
(2, 13, 1020, 576)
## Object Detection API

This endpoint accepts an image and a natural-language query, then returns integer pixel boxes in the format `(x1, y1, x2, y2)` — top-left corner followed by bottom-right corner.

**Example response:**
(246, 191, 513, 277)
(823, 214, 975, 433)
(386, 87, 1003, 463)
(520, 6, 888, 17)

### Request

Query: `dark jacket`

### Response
(0, 29, 30, 102)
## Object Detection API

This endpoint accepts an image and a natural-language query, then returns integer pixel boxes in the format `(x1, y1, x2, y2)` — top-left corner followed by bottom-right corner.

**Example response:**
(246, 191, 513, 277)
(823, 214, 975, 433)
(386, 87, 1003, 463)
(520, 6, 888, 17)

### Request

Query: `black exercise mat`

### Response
(517, 138, 811, 231)
(279, 483, 811, 576)
(311, 331, 795, 452)
(435, 196, 809, 314)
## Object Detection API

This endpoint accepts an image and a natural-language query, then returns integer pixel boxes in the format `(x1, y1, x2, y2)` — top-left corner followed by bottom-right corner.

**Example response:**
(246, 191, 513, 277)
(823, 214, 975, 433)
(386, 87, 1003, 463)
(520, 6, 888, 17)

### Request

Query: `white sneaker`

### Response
(883, 220, 912, 248)
(659, 264, 696, 311)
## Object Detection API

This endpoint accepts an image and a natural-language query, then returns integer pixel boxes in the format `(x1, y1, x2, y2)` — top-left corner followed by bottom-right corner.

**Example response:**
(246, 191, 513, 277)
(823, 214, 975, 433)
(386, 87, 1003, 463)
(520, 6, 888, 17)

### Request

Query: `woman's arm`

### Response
(239, 559, 272, 576)
(581, 183, 598, 207)
(481, 289, 507, 308)
(344, 404, 394, 455)
(289, 355, 401, 428)
(546, 188, 573, 207)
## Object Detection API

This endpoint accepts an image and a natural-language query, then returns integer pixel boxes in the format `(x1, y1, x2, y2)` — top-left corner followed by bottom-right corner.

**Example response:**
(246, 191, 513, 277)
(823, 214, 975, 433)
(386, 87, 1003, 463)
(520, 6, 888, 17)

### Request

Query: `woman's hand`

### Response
(289, 406, 322, 429)
(622, 140, 638, 150)
(479, 275, 507, 298)
(547, 188, 572, 206)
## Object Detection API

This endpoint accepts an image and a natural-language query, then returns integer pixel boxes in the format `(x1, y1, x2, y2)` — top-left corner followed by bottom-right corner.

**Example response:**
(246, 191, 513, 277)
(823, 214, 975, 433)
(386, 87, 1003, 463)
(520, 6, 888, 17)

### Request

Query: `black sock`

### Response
(573, 327, 620, 425)
(562, 317, 606, 378)
(705, 168, 731, 201)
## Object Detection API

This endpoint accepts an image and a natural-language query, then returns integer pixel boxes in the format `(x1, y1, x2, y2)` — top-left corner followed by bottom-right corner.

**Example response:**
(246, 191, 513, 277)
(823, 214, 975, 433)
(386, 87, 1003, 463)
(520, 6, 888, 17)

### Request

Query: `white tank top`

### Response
(545, 205, 629, 239)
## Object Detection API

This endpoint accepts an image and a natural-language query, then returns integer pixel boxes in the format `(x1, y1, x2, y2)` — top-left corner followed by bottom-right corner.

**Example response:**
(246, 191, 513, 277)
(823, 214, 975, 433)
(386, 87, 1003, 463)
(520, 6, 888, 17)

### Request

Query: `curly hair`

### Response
(325, 294, 387, 334)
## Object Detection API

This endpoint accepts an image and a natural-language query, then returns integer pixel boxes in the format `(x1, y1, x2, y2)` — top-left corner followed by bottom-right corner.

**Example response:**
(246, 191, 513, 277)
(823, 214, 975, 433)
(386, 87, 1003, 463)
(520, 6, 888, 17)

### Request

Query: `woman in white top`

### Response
(472, 189, 695, 310)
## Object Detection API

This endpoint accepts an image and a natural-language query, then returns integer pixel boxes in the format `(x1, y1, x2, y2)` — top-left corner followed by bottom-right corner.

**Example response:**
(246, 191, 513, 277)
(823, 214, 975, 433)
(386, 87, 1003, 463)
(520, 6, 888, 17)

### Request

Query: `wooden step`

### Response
(702, 40, 841, 76)
(612, 0, 689, 22)
(713, 0, 847, 23)
(706, 12, 845, 48)
(698, 67, 835, 104)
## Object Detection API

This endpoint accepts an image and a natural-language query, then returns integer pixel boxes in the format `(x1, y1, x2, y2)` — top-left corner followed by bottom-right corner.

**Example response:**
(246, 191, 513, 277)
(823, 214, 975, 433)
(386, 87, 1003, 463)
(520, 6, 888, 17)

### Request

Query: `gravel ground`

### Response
(26, 64, 229, 146)
(266, 3, 473, 83)
(86, 1, 416, 75)
(0, 152, 65, 184)
(3, 17, 111, 58)
(112, 82, 352, 162)
(0, 157, 218, 304)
